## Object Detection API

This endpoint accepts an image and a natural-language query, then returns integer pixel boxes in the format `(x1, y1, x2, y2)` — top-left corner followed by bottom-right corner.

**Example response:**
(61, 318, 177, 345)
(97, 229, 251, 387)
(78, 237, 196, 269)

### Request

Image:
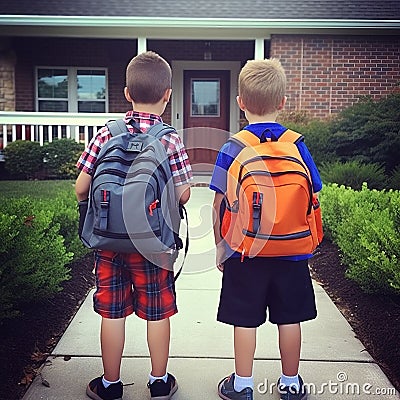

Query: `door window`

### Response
(191, 79, 220, 117)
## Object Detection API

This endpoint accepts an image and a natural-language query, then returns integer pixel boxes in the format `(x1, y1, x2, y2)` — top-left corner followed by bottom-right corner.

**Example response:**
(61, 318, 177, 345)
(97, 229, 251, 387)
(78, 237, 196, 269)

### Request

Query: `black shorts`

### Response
(217, 257, 317, 327)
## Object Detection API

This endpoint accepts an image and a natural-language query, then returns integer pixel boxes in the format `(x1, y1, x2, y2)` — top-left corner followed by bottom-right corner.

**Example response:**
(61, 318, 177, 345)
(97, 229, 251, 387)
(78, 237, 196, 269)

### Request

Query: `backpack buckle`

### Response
(100, 190, 110, 229)
(252, 192, 263, 232)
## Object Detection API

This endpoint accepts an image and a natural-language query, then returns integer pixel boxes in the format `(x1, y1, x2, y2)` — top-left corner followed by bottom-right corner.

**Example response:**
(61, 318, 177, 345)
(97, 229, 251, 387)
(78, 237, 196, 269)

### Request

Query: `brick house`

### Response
(0, 0, 399, 167)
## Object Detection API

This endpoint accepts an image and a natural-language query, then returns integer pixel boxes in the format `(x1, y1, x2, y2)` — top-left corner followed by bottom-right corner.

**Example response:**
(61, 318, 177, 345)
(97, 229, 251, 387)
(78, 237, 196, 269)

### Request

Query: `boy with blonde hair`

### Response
(76, 51, 192, 400)
(210, 58, 322, 400)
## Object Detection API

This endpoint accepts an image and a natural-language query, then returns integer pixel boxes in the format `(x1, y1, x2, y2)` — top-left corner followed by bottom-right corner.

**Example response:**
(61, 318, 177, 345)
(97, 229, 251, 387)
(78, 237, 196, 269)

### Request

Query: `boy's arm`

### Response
(213, 191, 226, 271)
(75, 170, 92, 201)
(175, 183, 191, 205)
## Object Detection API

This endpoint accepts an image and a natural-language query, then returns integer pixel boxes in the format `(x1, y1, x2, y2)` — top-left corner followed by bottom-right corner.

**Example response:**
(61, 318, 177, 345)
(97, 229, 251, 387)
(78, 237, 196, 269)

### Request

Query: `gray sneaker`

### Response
(277, 375, 308, 400)
(218, 373, 253, 400)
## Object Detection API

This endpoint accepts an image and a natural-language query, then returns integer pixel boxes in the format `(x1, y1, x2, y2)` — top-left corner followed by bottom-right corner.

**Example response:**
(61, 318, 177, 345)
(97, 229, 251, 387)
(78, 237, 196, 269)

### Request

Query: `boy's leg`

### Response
(86, 315, 125, 400)
(234, 326, 256, 377)
(101, 317, 126, 381)
(147, 318, 170, 377)
(277, 323, 301, 376)
(147, 317, 178, 399)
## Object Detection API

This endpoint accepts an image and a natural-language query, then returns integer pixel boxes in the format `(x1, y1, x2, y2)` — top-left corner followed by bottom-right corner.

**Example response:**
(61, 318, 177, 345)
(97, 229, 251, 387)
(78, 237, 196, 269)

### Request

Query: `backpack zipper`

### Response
(240, 155, 308, 177)
(93, 228, 161, 239)
(94, 144, 156, 171)
(242, 229, 311, 240)
(237, 170, 313, 214)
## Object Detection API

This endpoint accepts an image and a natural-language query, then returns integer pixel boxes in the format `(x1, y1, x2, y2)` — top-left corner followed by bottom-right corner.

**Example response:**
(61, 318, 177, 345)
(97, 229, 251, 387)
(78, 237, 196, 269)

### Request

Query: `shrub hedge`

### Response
(320, 183, 400, 295)
(280, 94, 400, 178)
(3, 140, 45, 179)
(319, 160, 388, 190)
(3, 139, 84, 180)
(0, 182, 88, 319)
(44, 139, 84, 179)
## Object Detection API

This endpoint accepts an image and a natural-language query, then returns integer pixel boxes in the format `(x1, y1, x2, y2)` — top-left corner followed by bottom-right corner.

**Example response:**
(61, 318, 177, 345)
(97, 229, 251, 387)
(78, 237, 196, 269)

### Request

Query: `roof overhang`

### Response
(0, 15, 399, 40)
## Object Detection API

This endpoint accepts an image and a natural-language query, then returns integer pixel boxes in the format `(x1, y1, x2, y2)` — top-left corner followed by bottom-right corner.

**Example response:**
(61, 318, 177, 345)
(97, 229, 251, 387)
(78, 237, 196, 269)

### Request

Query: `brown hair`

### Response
(126, 51, 172, 104)
(238, 58, 286, 115)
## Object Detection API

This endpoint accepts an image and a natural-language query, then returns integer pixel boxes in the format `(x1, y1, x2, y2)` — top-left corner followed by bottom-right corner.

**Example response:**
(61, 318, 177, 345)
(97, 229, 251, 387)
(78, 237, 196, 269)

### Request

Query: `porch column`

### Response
(254, 38, 265, 60)
(137, 37, 147, 54)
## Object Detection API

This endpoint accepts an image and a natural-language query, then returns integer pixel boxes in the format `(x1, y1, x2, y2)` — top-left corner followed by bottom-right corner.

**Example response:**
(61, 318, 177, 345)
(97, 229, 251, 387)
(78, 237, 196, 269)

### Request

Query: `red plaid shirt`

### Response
(76, 111, 193, 186)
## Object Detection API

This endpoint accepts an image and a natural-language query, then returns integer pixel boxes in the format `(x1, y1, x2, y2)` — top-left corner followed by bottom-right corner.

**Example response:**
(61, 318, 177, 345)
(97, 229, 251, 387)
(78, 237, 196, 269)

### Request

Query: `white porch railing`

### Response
(0, 111, 125, 151)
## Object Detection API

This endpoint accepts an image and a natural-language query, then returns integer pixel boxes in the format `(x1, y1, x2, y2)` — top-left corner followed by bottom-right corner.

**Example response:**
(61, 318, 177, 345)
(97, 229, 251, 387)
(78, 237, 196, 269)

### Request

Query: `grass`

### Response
(0, 180, 76, 200)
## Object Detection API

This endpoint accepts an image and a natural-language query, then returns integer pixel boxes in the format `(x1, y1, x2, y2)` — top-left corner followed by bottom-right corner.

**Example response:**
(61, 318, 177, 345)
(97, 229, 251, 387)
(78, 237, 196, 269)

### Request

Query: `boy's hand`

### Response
(216, 241, 226, 272)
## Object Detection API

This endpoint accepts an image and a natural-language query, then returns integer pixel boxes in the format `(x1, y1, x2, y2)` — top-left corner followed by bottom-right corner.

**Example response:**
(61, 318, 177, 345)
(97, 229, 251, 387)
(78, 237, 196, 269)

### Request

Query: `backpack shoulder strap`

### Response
(278, 129, 304, 144)
(173, 204, 189, 282)
(228, 129, 259, 149)
(146, 122, 176, 139)
(106, 119, 129, 137)
(230, 128, 305, 147)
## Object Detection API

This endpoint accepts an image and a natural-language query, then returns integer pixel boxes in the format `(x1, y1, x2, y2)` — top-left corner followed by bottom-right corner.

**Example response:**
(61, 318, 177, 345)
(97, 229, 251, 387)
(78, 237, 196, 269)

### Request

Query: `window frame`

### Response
(35, 66, 109, 113)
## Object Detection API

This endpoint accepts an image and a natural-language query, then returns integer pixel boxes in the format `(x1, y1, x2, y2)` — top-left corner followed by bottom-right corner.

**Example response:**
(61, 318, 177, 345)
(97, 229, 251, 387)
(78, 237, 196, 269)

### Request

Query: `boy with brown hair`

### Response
(210, 58, 322, 400)
(75, 51, 192, 400)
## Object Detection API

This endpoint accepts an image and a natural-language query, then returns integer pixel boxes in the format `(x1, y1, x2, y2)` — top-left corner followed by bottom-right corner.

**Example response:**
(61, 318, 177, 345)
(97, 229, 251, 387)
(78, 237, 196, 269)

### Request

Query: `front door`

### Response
(183, 70, 230, 172)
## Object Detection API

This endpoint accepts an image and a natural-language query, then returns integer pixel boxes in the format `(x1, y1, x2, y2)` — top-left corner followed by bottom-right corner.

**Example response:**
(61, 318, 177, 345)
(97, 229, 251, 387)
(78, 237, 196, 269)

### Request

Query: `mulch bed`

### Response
(309, 240, 400, 392)
(0, 241, 399, 399)
(0, 252, 95, 400)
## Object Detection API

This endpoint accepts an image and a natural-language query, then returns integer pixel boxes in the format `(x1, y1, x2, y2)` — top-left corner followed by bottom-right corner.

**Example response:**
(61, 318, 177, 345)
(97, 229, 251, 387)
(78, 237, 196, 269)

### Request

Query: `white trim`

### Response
(254, 38, 265, 60)
(1, 16, 397, 40)
(171, 61, 241, 135)
(1, 16, 399, 29)
(137, 37, 147, 54)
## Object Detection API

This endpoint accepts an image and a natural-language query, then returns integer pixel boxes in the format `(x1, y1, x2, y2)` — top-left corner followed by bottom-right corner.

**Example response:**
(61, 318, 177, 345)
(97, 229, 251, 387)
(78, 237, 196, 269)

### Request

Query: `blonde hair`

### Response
(238, 58, 286, 115)
(126, 51, 172, 104)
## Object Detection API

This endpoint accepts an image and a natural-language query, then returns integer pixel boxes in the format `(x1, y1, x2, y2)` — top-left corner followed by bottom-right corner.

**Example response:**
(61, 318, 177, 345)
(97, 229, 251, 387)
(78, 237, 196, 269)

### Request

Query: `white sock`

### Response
(102, 376, 120, 388)
(234, 373, 254, 392)
(149, 373, 168, 384)
(280, 374, 300, 391)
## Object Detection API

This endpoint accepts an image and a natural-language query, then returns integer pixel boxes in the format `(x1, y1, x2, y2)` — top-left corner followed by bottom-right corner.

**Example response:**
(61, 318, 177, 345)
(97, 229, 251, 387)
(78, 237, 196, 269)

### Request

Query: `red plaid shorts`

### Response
(93, 250, 178, 320)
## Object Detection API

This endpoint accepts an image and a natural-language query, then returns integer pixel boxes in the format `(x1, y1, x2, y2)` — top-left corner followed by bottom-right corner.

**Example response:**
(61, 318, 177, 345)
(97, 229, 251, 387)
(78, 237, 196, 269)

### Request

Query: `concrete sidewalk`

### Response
(23, 187, 399, 399)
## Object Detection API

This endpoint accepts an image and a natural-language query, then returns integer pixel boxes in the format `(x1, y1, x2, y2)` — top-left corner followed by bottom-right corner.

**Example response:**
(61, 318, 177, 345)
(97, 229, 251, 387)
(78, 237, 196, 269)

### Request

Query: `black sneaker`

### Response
(277, 375, 308, 400)
(86, 376, 123, 400)
(147, 373, 178, 399)
(218, 373, 253, 400)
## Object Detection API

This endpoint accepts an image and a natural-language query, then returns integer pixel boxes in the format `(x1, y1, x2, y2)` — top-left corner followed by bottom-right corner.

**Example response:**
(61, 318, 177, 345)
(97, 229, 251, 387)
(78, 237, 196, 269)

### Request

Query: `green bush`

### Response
(47, 189, 88, 260)
(3, 140, 45, 179)
(328, 94, 400, 173)
(44, 139, 84, 179)
(0, 213, 20, 317)
(320, 184, 400, 294)
(0, 198, 72, 319)
(280, 94, 400, 178)
(388, 165, 400, 190)
(0, 181, 90, 319)
(0, 181, 88, 262)
(286, 119, 335, 167)
(319, 160, 387, 190)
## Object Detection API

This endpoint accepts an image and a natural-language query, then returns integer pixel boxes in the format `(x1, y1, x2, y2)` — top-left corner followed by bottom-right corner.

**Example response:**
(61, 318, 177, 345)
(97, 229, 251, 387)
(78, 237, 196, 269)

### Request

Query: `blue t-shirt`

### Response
(209, 122, 323, 261)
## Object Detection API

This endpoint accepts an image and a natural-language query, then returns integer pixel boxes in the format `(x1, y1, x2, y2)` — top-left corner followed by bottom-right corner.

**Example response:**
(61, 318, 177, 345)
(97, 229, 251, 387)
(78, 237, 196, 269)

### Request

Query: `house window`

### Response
(36, 68, 107, 112)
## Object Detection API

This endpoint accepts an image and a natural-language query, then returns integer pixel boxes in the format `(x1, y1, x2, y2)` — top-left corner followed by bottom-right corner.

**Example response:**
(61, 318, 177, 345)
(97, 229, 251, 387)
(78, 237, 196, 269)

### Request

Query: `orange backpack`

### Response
(220, 128, 322, 259)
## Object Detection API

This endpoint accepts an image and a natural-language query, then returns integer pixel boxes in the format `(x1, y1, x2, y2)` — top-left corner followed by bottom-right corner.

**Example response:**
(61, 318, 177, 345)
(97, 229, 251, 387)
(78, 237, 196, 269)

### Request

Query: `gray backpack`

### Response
(80, 119, 187, 270)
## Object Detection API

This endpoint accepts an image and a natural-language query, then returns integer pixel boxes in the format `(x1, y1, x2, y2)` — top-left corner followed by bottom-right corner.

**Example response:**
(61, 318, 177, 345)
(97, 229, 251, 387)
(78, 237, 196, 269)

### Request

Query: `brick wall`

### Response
(271, 35, 400, 118)
(11, 36, 400, 120)
(12, 38, 254, 124)
(13, 37, 136, 113)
